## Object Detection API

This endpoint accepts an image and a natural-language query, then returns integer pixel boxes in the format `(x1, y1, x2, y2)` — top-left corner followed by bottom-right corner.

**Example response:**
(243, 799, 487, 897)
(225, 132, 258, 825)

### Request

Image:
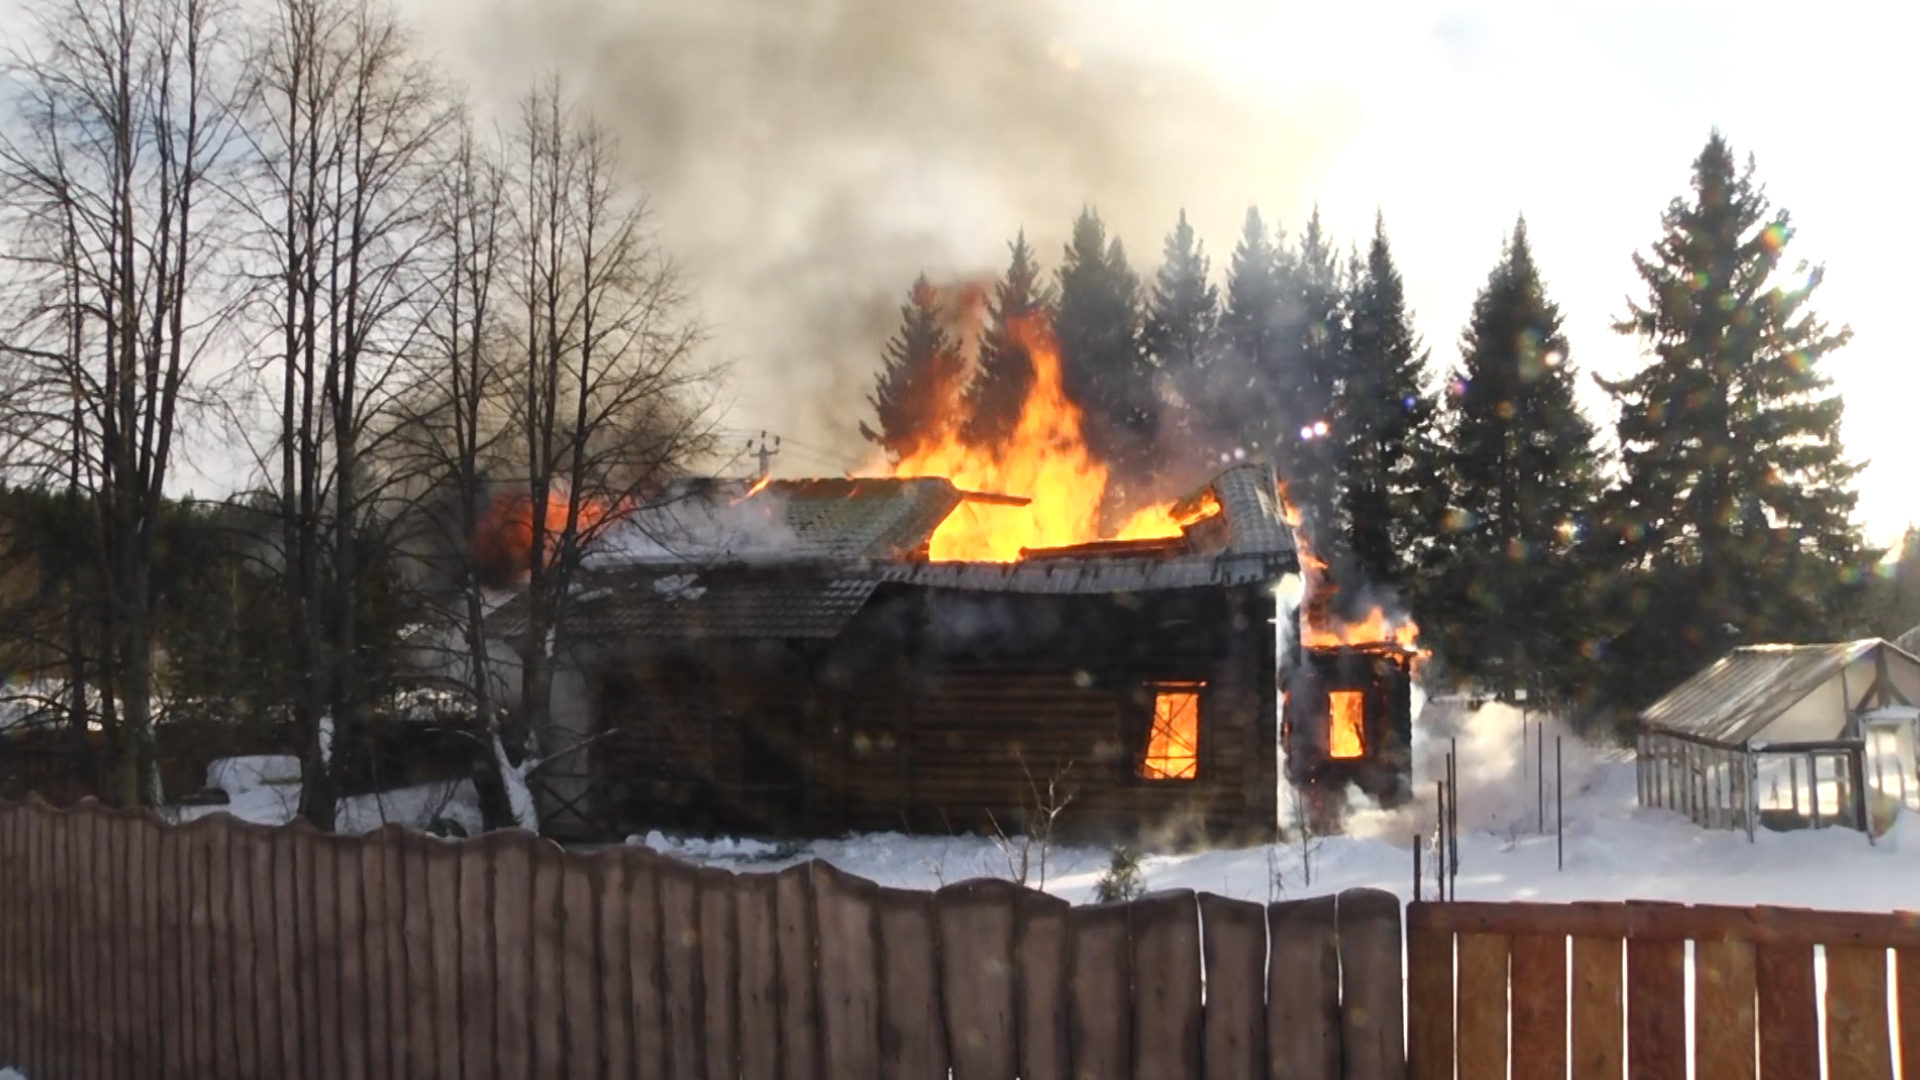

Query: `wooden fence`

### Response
(0, 797, 1407, 1080)
(1408, 899, 1920, 1080)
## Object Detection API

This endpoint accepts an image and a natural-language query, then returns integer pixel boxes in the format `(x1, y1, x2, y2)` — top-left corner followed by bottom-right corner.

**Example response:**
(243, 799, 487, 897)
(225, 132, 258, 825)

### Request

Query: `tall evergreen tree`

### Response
(1433, 218, 1605, 703)
(1273, 206, 1346, 539)
(1215, 207, 1285, 461)
(1599, 132, 1869, 704)
(1143, 210, 1220, 479)
(965, 230, 1053, 448)
(860, 275, 966, 460)
(1053, 207, 1153, 507)
(1337, 213, 1444, 595)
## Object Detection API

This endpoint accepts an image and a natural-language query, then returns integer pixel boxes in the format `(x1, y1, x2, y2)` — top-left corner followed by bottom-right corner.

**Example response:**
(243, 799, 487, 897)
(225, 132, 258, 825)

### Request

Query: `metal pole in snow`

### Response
(1556, 736, 1564, 871)
(1538, 721, 1546, 834)
(1435, 779, 1447, 901)
(1413, 830, 1422, 902)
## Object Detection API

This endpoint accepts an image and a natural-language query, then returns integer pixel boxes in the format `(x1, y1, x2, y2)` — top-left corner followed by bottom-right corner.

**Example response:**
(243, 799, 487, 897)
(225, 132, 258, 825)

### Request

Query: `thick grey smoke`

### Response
(404, 0, 1349, 472)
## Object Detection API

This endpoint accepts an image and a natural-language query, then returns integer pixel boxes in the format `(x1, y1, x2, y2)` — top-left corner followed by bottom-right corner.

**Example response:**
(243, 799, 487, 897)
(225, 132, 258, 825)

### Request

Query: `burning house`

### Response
(483, 317, 1423, 843)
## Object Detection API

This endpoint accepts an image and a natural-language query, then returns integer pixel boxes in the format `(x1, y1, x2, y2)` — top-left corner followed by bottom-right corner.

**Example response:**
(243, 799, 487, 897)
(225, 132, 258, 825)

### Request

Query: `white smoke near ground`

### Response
(397, 0, 1356, 466)
(1342, 697, 1612, 846)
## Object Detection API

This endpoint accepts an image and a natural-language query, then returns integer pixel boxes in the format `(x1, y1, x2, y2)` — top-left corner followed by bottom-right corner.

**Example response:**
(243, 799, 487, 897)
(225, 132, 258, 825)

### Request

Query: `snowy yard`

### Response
(631, 701, 1920, 915)
(170, 699, 1920, 915)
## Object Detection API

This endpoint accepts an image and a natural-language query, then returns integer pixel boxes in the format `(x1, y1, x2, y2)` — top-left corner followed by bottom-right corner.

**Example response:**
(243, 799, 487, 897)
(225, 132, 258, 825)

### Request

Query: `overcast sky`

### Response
(268, 0, 1920, 544)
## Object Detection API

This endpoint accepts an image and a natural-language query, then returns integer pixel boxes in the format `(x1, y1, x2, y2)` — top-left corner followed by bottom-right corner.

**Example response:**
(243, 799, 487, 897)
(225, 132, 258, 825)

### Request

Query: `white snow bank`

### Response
(2, 1066, 31, 1079)
(206, 755, 302, 796)
(173, 756, 485, 837)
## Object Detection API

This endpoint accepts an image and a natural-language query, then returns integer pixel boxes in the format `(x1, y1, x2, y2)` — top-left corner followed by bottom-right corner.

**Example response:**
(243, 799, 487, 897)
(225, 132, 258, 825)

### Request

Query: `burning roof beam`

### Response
(957, 490, 1032, 507)
(1018, 536, 1188, 560)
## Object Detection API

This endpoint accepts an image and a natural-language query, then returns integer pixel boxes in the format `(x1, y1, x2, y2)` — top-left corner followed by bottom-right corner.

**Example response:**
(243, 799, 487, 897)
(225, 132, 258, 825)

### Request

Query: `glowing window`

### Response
(1329, 691, 1366, 759)
(1139, 683, 1203, 780)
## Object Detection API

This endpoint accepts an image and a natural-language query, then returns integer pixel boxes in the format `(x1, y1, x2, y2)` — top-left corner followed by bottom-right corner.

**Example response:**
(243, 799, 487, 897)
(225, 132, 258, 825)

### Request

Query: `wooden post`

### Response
(1745, 748, 1759, 843)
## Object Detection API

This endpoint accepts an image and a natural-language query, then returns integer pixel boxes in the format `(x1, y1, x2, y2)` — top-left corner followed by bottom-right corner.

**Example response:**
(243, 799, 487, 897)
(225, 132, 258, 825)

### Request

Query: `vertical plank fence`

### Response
(1408, 899, 1920, 1080)
(0, 797, 1403, 1080)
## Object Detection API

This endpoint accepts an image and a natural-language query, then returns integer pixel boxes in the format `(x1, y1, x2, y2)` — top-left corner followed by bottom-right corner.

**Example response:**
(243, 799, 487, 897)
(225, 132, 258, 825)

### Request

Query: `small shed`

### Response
(1636, 639, 1920, 835)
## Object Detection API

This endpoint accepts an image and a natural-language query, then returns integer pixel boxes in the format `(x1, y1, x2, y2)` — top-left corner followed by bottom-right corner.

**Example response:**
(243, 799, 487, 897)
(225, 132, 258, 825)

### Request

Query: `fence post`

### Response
(1745, 748, 1759, 842)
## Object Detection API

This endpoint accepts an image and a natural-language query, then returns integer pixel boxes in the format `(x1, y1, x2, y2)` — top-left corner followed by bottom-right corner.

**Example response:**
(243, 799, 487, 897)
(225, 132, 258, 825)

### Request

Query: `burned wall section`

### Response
(578, 576, 1280, 846)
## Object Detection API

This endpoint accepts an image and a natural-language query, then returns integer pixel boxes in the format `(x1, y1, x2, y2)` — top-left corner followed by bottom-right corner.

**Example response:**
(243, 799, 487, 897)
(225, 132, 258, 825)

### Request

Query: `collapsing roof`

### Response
(502, 463, 1300, 643)
(1639, 639, 1920, 746)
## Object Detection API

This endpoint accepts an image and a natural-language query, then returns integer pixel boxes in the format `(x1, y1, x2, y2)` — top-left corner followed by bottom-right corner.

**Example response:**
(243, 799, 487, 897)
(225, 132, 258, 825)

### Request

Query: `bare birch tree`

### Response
(501, 76, 718, 779)
(234, 0, 448, 827)
(0, 0, 245, 804)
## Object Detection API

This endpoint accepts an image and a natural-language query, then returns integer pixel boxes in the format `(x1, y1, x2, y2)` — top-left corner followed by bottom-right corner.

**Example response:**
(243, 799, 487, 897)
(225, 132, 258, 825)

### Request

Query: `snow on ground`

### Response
(635, 700, 1920, 914)
(162, 700, 1920, 915)
(171, 754, 486, 836)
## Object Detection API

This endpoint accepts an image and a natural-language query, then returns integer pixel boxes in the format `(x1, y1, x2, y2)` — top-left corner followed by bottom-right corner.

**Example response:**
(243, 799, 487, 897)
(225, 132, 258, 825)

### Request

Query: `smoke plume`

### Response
(403, 0, 1354, 470)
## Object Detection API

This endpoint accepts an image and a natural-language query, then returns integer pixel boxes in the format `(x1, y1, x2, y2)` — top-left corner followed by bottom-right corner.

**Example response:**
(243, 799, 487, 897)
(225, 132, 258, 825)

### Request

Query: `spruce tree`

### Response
(1272, 206, 1346, 540)
(1053, 207, 1153, 506)
(861, 275, 966, 460)
(1143, 209, 1220, 475)
(965, 231, 1053, 448)
(1600, 132, 1868, 702)
(1337, 213, 1443, 595)
(1434, 218, 1605, 703)
(1216, 207, 1284, 462)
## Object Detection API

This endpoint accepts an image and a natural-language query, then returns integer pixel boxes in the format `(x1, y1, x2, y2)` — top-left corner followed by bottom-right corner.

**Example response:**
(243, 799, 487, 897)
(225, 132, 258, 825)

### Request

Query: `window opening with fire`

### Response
(1140, 682, 1204, 780)
(1328, 690, 1366, 759)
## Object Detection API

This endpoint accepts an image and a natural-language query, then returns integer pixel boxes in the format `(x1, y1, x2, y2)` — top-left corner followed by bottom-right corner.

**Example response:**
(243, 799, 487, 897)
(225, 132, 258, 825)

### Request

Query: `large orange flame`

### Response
(880, 314, 1193, 561)
(1276, 482, 1427, 655)
(474, 487, 623, 585)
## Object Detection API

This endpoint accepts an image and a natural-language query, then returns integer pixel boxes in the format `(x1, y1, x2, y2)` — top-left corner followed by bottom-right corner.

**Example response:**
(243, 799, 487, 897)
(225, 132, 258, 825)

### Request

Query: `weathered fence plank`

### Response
(773, 861, 821, 1080)
(228, 822, 263, 1080)
(1825, 944, 1894, 1080)
(1756, 940, 1820, 1079)
(699, 867, 742, 1080)
(403, 832, 448, 1080)
(29, 805, 53, 1080)
(627, 850, 670, 1080)
(529, 840, 568, 1080)
(562, 854, 603, 1080)
(1338, 888, 1406, 1080)
(1626, 931, 1686, 1080)
(333, 834, 370, 1080)
(1404, 912, 1453, 1080)
(1569, 935, 1623, 1080)
(1067, 902, 1130, 1080)
(937, 879, 1018, 1080)
(159, 817, 187, 1080)
(354, 830, 390, 1080)
(0, 809, 17, 1070)
(1897, 947, 1920, 1080)
(1454, 932, 1508, 1080)
(1014, 889, 1072, 1080)
(454, 831, 498, 1079)
(75, 808, 102, 1080)
(271, 821, 307, 1080)
(734, 870, 783, 1080)
(1267, 895, 1339, 1079)
(658, 852, 707, 1080)
(877, 885, 948, 1080)
(1693, 936, 1756, 1080)
(815, 861, 883, 1080)
(1510, 932, 1567, 1080)
(1132, 890, 1203, 1080)
(312, 830, 346, 1080)
(492, 834, 535, 1080)
(56, 809, 80, 1080)
(596, 851, 638, 1080)
(371, 828, 406, 1080)
(1198, 894, 1266, 1080)
(208, 821, 240, 1080)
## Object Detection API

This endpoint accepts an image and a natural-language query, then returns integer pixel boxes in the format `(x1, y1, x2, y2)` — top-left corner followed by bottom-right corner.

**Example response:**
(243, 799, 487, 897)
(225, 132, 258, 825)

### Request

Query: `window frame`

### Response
(1136, 680, 1206, 782)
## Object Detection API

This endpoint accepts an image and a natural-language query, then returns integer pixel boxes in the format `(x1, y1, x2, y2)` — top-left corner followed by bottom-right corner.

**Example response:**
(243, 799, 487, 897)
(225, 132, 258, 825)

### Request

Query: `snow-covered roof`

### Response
(1640, 639, 1911, 746)
(492, 464, 1301, 644)
(1898, 623, 1920, 657)
(580, 463, 1297, 572)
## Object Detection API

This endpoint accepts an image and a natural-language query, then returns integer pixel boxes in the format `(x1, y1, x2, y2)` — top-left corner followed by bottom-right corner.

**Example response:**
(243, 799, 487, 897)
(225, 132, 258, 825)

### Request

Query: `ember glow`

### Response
(1327, 690, 1366, 759)
(879, 313, 1206, 561)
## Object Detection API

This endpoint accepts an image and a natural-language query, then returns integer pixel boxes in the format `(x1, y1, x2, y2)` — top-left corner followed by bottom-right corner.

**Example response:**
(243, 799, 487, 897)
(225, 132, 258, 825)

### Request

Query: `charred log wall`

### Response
(585, 582, 1280, 846)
